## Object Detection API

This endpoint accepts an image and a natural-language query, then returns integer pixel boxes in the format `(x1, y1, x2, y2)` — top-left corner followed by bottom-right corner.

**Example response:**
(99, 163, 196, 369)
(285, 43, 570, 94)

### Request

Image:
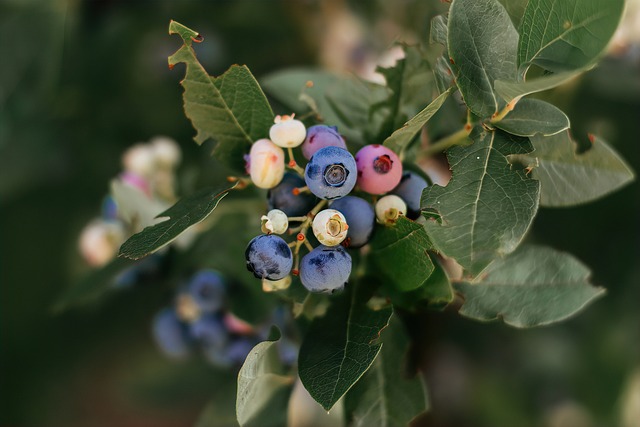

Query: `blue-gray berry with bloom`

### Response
(245, 234, 293, 280)
(391, 171, 428, 220)
(299, 245, 352, 293)
(187, 269, 226, 312)
(304, 146, 357, 200)
(330, 196, 375, 248)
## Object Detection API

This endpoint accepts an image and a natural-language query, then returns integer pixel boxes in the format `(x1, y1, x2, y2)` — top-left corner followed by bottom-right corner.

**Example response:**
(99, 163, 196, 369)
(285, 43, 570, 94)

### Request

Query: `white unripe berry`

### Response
(312, 209, 349, 246)
(150, 136, 181, 168)
(375, 195, 407, 225)
(261, 209, 289, 234)
(122, 143, 156, 177)
(262, 275, 292, 292)
(269, 115, 306, 148)
(249, 139, 285, 189)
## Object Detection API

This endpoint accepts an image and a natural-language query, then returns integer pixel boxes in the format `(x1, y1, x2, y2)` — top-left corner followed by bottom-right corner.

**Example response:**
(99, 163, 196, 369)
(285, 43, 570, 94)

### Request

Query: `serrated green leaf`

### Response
(430, 15, 448, 48)
(495, 69, 583, 103)
(236, 335, 294, 427)
(369, 217, 435, 293)
(261, 68, 384, 145)
(509, 131, 635, 207)
(383, 88, 453, 155)
(447, 0, 518, 118)
(169, 21, 273, 171)
(518, 0, 624, 75)
(53, 257, 137, 312)
(493, 98, 569, 137)
(344, 315, 428, 427)
(454, 244, 606, 327)
(298, 288, 393, 411)
(374, 45, 435, 142)
(118, 184, 235, 260)
(422, 127, 540, 276)
(382, 258, 453, 312)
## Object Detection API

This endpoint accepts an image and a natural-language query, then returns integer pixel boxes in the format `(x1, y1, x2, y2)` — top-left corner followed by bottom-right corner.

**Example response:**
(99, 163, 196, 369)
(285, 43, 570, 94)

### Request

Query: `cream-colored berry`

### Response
(78, 219, 125, 267)
(312, 209, 349, 246)
(150, 136, 181, 168)
(122, 143, 156, 177)
(261, 209, 289, 234)
(262, 275, 292, 292)
(375, 195, 407, 225)
(249, 139, 285, 189)
(269, 114, 306, 148)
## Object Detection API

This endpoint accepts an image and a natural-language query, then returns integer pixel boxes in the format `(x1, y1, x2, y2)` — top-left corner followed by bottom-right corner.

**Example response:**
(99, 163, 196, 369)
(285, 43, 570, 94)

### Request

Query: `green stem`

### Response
(419, 127, 472, 158)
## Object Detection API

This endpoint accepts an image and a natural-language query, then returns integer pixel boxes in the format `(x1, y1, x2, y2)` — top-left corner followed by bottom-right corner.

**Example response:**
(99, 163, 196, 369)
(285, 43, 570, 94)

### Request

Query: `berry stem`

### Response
(286, 147, 305, 175)
(287, 216, 308, 222)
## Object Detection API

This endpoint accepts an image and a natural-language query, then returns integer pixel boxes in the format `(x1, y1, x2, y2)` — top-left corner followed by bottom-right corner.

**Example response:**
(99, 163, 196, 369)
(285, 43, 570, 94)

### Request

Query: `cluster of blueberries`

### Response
(243, 115, 429, 294)
(153, 269, 297, 367)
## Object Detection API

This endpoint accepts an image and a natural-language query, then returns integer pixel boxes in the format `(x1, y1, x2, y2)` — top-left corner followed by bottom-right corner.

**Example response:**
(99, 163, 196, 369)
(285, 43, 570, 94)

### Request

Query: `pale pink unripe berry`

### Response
(355, 145, 403, 194)
(312, 209, 349, 246)
(269, 115, 306, 148)
(249, 139, 285, 189)
(78, 219, 125, 267)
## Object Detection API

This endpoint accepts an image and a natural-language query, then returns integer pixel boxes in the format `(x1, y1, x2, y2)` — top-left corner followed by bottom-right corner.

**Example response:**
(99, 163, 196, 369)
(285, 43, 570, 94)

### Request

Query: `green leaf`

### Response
(236, 334, 294, 427)
(53, 257, 137, 312)
(375, 45, 435, 140)
(261, 68, 385, 145)
(517, 0, 624, 75)
(344, 315, 428, 427)
(493, 98, 569, 137)
(495, 69, 583, 103)
(168, 21, 274, 171)
(369, 217, 435, 293)
(298, 287, 393, 411)
(118, 184, 235, 260)
(383, 88, 453, 155)
(422, 127, 540, 276)
(382, 258, 454, 312)
(430, 15, 448, 48)
(447, 0, 519, 118)
(509, 131, 635, 207)
(454, 244, 606, 327)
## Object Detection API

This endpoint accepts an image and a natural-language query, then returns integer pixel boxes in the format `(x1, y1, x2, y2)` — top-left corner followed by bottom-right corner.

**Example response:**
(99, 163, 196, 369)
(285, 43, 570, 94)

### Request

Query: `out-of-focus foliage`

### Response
(1, 1, 639, 427)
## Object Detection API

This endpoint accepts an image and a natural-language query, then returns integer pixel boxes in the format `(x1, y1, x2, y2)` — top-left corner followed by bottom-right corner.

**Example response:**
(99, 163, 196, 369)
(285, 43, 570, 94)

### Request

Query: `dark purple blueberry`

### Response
(391, 171, 428, 219)
(268, 172, 317, 217)
(301, 125, 347, 160)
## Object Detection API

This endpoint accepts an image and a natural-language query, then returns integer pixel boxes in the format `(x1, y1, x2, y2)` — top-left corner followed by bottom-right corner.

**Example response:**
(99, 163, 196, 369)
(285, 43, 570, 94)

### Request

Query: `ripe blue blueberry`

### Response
(152, 308, 191, 359)
(189, 313, 228, 349)
(330, 196, 375, 248)
(187, 269, 226, 312)
(299, 245, 352, 293)
(245, 234, 293, 280)
(391, 171, 428, 220)
(304, 146, 357, 200)
(268, 172, 317, 216)
(301, 125, 347, 160)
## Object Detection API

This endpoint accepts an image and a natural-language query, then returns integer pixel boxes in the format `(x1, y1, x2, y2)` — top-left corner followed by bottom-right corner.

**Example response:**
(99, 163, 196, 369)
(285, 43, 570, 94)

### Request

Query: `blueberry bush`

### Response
(56, 0, 636, 425)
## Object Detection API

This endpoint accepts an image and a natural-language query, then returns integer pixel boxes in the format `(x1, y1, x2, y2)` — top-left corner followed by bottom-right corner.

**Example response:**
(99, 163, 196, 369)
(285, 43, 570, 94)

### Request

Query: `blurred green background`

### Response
(1, 1, 638, 426)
